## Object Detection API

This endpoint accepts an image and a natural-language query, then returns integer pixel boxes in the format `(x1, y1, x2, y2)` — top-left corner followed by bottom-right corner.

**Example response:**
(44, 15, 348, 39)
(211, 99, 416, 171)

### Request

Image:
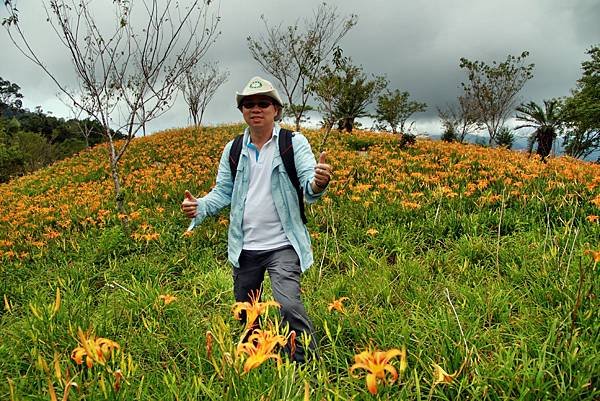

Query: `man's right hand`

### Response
(181, 190, 198, 218)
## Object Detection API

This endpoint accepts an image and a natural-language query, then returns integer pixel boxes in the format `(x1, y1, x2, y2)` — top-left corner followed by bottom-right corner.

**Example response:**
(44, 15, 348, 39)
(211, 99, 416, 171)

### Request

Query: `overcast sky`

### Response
(2, 0, 599, 135)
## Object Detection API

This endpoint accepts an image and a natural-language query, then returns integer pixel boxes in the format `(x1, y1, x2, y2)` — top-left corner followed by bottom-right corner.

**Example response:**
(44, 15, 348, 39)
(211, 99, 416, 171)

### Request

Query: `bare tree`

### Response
(3, 0, 220, 212)
(437, 94, 482, 143)
(247, 3, 357, 131)
(180, 62, 229, 126)
(459, 52, 534, 146)
(58, 93, 99, 147)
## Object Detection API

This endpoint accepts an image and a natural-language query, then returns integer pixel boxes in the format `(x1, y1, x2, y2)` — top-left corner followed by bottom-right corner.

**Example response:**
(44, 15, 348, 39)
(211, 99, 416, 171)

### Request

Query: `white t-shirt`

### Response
(242, 133, 291, 250)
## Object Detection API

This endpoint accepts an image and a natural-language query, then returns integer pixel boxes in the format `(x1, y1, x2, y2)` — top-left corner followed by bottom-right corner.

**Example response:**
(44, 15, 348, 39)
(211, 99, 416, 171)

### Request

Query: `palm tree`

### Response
(515, 100, 563, 161)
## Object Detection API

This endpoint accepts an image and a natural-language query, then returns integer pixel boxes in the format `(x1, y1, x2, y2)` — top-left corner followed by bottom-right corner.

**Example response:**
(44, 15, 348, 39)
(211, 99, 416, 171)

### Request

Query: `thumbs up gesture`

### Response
(181, 190, 198, 218)
(313, 151, 332, 192)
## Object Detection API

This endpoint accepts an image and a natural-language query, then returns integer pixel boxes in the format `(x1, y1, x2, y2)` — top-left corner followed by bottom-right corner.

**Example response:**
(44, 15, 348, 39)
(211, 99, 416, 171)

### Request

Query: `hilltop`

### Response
(1, 125, 598, 400)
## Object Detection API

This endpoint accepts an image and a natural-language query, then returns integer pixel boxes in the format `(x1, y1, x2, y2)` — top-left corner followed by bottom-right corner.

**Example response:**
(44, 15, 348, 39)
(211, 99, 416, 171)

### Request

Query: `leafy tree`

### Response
(441, 124, 457, 142)
(10, 131, 54, 172)
(0, 119, 23, 181)
(562, 45, 600, 159)
(0, 142, 24, 182)
(0, 76, 23, 112)
(460, 52, 534, 146)
(437, 94, 482, 143)
(247, 3, 357, 131)
(0, 78, 116, 180)
(495, 126, 515, 149)
(311, 59, 386, 134)
(54, 137, 87, 158)
(375, 89, 427, 134)
(180, 62, 230, 126)
(3, 0, 220, 212)
(515, 99, 563, 160)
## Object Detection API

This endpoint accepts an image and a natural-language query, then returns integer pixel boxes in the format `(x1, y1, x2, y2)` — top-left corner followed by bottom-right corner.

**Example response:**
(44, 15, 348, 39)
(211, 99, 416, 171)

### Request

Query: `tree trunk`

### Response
(294, 114, 301, 132)
(110, 160, 125, 214)
(343, 117, 353, 133)
(536, 127, 554, 161)
(107, 131, 125, 215)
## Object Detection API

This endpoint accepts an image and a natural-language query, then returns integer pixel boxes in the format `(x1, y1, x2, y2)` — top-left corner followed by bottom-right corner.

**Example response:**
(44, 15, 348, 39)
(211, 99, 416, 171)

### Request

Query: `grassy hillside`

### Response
(1, 125, 599, 400)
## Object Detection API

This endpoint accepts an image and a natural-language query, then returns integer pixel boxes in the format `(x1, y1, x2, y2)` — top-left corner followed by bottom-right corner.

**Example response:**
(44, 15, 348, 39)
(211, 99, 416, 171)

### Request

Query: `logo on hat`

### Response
(249, 80, 263, 89)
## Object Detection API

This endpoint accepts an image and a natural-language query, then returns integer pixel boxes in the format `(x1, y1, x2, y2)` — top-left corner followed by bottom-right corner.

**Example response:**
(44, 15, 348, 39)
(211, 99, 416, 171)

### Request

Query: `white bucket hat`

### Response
(236, 76, 284, 121)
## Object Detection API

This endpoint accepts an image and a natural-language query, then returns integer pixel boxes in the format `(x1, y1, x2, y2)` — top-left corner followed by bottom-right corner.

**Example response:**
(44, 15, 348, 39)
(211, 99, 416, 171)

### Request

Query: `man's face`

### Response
(240, 95, 279, 131)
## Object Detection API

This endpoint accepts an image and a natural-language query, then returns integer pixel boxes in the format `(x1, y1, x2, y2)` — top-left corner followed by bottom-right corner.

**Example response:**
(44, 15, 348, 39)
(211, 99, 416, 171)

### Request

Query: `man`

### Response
(181, 76, 332, 362)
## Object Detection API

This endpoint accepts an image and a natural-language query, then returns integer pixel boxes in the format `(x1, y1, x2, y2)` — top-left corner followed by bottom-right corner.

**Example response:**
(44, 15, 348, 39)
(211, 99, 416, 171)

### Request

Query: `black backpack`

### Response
(228, 128, 307, 224)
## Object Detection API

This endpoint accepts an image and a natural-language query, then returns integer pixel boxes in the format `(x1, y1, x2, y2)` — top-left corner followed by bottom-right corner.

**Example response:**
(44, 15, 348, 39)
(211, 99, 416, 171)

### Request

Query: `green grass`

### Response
(0, 125, 598, 400)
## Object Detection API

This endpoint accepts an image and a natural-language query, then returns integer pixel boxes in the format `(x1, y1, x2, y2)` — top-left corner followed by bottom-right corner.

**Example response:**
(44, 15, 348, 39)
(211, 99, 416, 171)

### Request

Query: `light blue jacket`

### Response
(187, 125, 324, 272)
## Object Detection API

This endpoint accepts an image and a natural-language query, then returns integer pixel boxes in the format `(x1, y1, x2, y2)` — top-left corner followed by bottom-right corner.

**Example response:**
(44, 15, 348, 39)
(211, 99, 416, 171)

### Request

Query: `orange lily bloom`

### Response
(232, 292, 280, 331)
(327, 297, 349, 313)
(586, 215, 599, 223)
(584, 249, 600, 263)
(350, 348, 405, 395)
(236, 329, 287, 373)
(159, 294, 177, 305)
(71, 328, 120, 368)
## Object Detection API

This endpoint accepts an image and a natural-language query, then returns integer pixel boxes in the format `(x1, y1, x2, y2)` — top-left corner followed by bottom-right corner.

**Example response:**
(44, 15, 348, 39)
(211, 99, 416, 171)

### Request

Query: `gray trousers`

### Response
(233, 245, 316, 362)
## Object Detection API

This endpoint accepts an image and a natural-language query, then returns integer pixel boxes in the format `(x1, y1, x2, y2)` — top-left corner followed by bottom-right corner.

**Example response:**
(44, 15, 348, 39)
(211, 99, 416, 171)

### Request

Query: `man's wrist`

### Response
(313, 181, 328, 192)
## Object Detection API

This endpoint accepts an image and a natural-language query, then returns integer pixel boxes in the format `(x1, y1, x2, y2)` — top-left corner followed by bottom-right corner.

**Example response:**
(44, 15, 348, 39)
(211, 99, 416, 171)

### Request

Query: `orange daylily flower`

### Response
(159, 294, 177, 305)
(327, 297, 349, 313)
(71, 328, 120, 368)
(586, 215, 599, 223)
(584, 249, 600, 263)
(232, 292, 280, 331)
(236, 329, 287, 373)
(349, 347, 406, 395)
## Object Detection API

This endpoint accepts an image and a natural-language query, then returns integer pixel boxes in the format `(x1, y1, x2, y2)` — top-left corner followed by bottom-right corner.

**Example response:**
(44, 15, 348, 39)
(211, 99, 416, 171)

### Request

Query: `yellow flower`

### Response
(350, 348, 405, 395)
(327, 297, 348, 313)
(366, 228, 378, 236)
(432, 363, 458, 384)
(236, 329, 287, 373)
(159, 294, 177, 305)
(232, 292, 280, 331)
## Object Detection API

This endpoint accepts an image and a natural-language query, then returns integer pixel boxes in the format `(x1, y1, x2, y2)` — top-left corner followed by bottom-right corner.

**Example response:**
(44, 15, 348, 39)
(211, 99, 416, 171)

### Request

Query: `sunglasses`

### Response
(241, 100, 273, 109)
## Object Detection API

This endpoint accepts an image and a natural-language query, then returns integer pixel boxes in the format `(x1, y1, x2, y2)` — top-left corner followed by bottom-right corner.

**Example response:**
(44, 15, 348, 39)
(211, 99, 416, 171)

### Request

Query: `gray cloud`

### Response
(1, 0, 597, 134)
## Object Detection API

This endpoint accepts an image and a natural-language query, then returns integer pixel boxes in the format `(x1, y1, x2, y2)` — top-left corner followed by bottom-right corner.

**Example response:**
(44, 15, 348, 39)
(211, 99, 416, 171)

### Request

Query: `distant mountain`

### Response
(424, 132, 599, 162)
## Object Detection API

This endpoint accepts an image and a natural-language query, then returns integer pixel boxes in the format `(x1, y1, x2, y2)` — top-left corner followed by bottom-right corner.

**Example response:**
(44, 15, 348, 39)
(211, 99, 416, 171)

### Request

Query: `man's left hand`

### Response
(312, 151, 332, 192)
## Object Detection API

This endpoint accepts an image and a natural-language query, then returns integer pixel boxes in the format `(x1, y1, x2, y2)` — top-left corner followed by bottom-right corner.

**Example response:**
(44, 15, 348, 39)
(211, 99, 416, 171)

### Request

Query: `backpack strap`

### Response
(279, 128, 308, 224)
(229, 134, 244, 182)
(228, 129, 307, 225)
